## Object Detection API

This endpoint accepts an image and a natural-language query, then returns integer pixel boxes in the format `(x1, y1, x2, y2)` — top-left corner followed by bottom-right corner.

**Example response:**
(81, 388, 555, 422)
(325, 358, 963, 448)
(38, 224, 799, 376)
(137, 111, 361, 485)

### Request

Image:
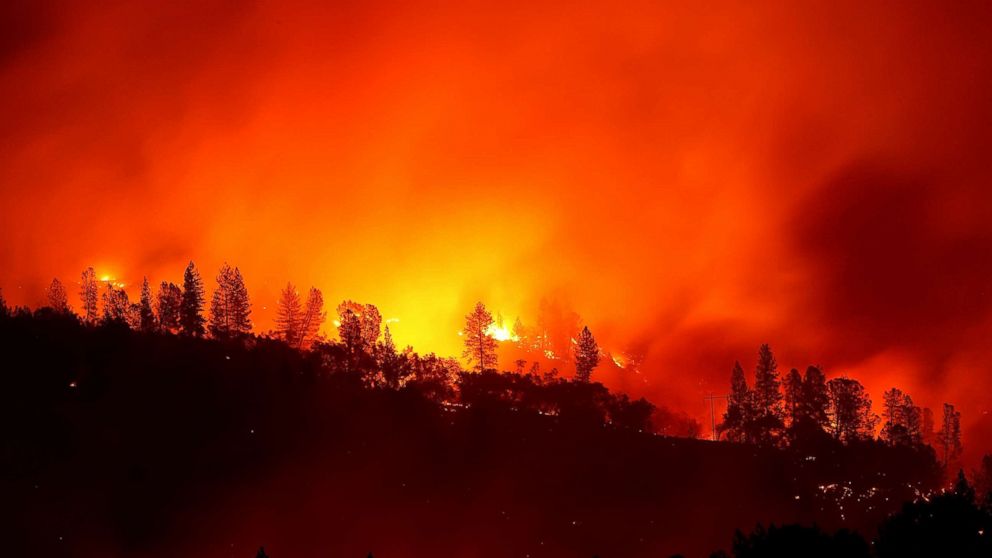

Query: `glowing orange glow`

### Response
(0, 1, 991, 462)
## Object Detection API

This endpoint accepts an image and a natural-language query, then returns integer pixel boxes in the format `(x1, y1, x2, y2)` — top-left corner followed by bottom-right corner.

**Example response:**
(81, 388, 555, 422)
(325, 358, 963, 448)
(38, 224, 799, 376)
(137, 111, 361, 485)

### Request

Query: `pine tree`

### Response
(938, 403, 962, 467)
(378, 325, 409, 389)
(0, 288, 8, 319)
(137, 277, 156, 332)
(229, 267, 251, 335)
(336, 301, 381, 351)
(275, 282, 303, 345)
(101, 283, 130, 324)
(46, 277, 71, 313)
(209, 264, 251, 338)
(180, 261, 206, 337)
(573, 326, 600, 382)
(801, 365, 831, 430)
(719, 361, 753, 443)
(337, 308, 363, 354)
(297, 287, 325, 349)
(753, 344, 782, 419)
(827, 377, 877, 443)
(462, 301, 497, 373)
(156, 281, 182, 332)
(79, 267, 99, 324)
(783, 368, 803, 427)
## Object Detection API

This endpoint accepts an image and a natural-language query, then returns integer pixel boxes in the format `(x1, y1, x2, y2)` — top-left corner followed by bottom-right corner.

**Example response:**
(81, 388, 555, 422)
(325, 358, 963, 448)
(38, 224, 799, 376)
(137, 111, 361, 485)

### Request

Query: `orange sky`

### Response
(2, 1, 991, 458)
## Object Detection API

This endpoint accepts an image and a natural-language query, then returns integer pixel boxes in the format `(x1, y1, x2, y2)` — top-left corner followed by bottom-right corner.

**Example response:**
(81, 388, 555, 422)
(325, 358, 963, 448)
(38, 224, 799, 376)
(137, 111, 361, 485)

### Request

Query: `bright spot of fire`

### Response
(485, 323, 518, 342)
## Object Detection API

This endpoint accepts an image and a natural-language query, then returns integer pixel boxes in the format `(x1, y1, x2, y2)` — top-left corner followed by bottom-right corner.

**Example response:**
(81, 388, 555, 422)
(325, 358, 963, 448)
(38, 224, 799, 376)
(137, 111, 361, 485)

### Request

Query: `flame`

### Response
(485, 323, 518, 342)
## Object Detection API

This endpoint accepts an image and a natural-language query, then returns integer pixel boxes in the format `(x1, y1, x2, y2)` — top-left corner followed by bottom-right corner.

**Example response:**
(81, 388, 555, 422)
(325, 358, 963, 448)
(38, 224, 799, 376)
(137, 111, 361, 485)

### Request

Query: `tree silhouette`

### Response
(156, 281, 182, 333)
(783, 367, 803, 427)
(827, 377, 876, 443)
(719, 361, 753, 443)
(876, 470, 992, 557)
(275, 282, 303, 345)
(463, 301, 497, 372)
(180, 261, 206, 337)
(209, 263, 251, 338)
(574, 326, 600, 382)
(337, 308, 362, 356)
(0, 288, 8, 319)
(46, 277, 71, 314)
(79, 267, 99, 324)
(336, 300, 381, 351)
(297, 287, 325, 349)
(752, 344, 783, 441)
(138, 277, 156, 332)
(101, 283, 130, 324)
(377, 325, 410, 389)
(881, 388, 922, 446)
(938, 402, 962, 467)
(256, 547, 269, 558)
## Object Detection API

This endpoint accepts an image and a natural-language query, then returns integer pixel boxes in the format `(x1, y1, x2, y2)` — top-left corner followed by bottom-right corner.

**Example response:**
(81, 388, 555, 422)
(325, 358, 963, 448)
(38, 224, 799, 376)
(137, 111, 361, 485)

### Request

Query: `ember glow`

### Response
(1, 1, 992, 460)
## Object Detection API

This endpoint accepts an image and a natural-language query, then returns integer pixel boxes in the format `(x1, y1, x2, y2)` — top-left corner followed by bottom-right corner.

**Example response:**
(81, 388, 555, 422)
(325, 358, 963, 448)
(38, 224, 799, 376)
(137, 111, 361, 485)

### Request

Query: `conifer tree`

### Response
(156, 281, 182, 332)
(138, 277, 156, 332)
(462, 301, 497, 372)
(297, 287, 325, 349)
(336, 300, 381, 351)
(101, 283, 130, 324)
(229, 267, 251, 335)
(574, 326, 600, 382)
(800, 365, 831, 430)
(753, 344, 782, 419)
(180, 261, 206, 337)
(337, 308, 363, 355)
(783, 367, 803, 426)
(0, 288, 8, 319)
(720, 361, 753, 443)
(827, 377, 877, 443)
(275, 282, 303, 344)
(938, 403, 963, 466)
(378, 325, 410, 389)
(46, 277, 71, 313)
(209, 264, 251, 338)
(79, 267, 99, 324)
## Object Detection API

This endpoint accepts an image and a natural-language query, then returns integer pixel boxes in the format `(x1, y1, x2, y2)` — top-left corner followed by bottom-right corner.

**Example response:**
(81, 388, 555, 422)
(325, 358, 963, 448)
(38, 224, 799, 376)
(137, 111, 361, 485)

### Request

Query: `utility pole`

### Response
(704, 394, 729, 441)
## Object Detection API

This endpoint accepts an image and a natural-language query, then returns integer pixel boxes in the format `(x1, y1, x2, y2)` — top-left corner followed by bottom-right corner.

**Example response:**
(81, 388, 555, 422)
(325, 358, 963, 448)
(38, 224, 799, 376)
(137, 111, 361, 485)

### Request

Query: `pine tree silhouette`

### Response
(574, 326, 600, 382)
(180, 261, 206, 337)
(463, 301, 497, 372)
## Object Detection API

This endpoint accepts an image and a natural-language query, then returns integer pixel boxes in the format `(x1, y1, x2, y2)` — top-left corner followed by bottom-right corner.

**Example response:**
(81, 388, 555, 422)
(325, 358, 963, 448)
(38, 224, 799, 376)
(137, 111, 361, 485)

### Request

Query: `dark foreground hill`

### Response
(1, 312, 949, 557)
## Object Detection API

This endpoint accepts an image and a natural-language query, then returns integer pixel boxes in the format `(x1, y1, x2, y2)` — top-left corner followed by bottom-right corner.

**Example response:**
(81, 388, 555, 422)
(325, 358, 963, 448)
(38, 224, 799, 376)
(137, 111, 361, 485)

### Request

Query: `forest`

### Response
(2, 263, 991, 557)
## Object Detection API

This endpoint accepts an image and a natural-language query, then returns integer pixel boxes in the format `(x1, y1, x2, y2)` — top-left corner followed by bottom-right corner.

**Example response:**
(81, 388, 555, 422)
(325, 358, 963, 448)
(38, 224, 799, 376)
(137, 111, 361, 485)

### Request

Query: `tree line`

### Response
(0, 264, 648, 433)
(719, 344, 963, 468)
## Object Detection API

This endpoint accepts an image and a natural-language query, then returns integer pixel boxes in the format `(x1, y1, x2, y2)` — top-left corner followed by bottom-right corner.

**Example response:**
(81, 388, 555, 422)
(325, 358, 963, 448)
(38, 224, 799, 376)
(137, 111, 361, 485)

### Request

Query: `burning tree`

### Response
(180, 261, 206, 337)
(79, 267, 99, 324)
(573, 326, 600, 382)
(463, 301, 498, 373)
(46, 278, 71, 314)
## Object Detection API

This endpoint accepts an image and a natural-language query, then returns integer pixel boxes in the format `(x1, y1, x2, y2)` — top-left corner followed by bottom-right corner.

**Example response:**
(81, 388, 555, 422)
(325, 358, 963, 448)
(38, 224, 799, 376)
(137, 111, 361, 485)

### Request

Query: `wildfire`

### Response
(485, 323, 519, 342)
